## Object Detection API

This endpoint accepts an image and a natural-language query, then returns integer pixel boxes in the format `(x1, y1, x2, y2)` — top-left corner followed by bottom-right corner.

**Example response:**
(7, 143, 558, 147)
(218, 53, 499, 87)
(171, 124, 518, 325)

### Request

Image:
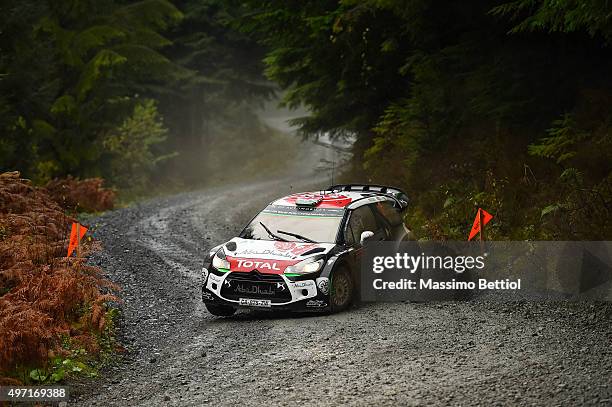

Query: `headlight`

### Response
(285, 258, 325, 275)
(212, 249, 230, 271)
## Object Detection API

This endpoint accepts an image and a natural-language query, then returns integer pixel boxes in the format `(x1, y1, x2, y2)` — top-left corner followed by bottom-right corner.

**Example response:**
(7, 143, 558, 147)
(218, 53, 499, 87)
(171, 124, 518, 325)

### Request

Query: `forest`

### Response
(1, 0, 611, 239)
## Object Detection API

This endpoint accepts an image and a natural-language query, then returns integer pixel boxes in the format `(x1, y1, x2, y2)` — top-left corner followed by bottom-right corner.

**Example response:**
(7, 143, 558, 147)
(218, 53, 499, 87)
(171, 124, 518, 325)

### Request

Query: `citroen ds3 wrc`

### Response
(201, 184, 413, 316)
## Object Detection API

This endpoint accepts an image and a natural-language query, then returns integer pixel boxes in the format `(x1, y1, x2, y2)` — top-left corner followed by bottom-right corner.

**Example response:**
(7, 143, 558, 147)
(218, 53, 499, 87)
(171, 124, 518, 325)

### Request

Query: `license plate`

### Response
(239, 298, 272, 308)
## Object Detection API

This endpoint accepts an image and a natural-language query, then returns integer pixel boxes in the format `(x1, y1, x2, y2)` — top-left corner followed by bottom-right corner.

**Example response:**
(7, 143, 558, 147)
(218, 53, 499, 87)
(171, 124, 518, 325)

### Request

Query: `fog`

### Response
(165, 97, 354, 192)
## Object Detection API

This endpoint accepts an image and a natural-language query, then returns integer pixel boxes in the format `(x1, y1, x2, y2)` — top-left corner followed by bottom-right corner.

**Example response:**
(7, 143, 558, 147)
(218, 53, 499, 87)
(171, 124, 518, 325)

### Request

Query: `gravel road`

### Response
(71, 173, 612, 407)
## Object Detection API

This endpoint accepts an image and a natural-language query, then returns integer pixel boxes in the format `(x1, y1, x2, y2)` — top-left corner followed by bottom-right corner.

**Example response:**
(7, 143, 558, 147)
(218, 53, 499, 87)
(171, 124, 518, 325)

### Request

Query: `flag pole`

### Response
(478, 208, 485, 253)
(76, 223, 81, 259)
(479, 209, 484, 241)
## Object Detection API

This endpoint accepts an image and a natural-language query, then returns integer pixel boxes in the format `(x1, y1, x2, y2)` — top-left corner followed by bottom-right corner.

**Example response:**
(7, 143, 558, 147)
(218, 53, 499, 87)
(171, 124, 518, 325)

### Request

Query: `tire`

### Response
(205, 303, 236, 317)
(330, 266, 354, 312)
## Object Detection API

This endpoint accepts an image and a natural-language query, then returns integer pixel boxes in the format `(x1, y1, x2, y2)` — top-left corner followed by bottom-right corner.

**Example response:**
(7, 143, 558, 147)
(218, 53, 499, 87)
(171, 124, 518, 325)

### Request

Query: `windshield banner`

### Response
(263, 205, 344, 217)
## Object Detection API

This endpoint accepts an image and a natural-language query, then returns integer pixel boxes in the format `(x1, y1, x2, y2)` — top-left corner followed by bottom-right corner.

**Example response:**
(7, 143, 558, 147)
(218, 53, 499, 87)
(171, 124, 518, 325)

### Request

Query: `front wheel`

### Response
(206, 303, 236, 317)
(330, 267, 354, 312)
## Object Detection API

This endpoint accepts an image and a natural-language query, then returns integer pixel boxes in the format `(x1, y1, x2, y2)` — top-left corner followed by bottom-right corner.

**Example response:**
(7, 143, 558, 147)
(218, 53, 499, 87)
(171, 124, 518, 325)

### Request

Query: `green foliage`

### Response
(0, 0, 186, 182)
(1, 0, 273, 191)
(29, 369, 47, 382)
(23, 349, 97, 385)
(76, 50, 129, 101)
(528, 109, 612, 239)
(529, 114, 589, 164)
(536, 170, 611, 239)
(103, 100, 174, 191)
(242, 0, 612, 240)
(492, 0, 612, 42)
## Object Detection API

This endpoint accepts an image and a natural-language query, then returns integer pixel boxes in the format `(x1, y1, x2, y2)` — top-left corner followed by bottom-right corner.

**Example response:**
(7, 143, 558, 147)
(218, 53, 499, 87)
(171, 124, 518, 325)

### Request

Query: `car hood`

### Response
(221, 237, 336, 274)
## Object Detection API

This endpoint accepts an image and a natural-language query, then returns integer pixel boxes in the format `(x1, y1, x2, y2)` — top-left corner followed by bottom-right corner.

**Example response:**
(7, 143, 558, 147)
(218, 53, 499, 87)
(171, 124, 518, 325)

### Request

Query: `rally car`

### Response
(201, 184, 413, 316)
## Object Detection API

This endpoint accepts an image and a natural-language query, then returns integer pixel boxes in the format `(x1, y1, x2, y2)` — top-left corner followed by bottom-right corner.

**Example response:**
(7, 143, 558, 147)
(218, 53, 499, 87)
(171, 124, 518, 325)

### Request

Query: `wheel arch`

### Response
(320, 251, 359, 306)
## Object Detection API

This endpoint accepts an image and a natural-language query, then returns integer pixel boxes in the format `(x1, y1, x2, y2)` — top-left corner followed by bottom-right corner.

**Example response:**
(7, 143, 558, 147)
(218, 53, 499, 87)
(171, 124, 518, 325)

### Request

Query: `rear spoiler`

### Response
(327, 184, 409, 210)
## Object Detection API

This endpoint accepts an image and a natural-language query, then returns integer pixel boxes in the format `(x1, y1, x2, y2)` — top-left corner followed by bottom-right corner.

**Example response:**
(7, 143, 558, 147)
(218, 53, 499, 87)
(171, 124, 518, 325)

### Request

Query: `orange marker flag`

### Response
(468, 208, 493, 241)
(67, 222, 88, 257)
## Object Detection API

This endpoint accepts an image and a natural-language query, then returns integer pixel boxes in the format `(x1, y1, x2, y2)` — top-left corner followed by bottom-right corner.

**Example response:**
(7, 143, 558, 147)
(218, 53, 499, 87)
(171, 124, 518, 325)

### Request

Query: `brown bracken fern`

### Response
(45, 176, 115, 213)
(0, 172, 118, 384)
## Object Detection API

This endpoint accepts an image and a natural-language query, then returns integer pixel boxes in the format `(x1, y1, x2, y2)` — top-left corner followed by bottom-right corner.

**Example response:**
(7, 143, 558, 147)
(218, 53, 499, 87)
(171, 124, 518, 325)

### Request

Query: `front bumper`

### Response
(201, 267, 331, 312)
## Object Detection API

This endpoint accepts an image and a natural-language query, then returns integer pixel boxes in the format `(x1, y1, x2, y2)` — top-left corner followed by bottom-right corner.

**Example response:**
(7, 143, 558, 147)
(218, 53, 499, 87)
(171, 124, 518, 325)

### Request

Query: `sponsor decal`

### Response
(316, 277, 330, 295)
(235, 247, 296, 259)
(306, 300, 327, 308)
(263, 205, 344, 218)
(236, 259, 281, 271)
(231, 240, 333, 260)
(226, 256, 300, 274)
(274, 241, 321, 256)
(201, 290, 214, 301)
(292, 281, 314, 288)
(274, 241, 296, 251)
(235, 284, 276, 296)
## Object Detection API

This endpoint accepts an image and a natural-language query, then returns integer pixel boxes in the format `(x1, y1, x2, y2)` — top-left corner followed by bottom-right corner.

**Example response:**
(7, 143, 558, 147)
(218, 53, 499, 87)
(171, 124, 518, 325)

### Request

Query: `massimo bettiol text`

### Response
(372, 251, 520, 290)
(361, 241, 612, 302)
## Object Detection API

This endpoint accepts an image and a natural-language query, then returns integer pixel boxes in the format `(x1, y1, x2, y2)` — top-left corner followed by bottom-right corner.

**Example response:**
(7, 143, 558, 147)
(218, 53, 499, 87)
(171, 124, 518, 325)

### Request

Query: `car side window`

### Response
(344, 223, 356, 245)
(375, 201, 403, 226)
(345, 205, 379, 245)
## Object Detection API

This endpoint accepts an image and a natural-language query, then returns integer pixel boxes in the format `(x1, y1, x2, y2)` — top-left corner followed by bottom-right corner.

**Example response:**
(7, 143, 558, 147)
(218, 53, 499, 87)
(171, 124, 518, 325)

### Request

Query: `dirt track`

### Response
(72, 174, 612, 406)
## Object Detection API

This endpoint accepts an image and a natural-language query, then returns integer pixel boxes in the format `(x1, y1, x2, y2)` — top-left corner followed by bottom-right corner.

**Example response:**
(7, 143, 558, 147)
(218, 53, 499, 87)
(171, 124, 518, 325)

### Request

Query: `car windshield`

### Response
(240, 205, 344, 243)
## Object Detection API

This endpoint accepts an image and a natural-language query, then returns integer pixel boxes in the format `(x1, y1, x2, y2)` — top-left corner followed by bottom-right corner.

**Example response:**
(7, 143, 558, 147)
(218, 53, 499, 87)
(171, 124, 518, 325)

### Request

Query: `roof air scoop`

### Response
(295, 196, 323, 209)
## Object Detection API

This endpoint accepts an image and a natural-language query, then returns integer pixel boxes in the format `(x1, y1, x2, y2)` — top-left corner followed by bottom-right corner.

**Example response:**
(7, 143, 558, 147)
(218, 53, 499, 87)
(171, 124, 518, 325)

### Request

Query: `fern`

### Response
(491, 0, 612, 41)
(528, 114, 588, 164)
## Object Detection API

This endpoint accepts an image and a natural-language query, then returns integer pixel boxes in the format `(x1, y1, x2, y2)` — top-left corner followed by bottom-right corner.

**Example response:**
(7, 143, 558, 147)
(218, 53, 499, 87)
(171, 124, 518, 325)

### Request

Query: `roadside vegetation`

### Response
(0, 172, 118, 385)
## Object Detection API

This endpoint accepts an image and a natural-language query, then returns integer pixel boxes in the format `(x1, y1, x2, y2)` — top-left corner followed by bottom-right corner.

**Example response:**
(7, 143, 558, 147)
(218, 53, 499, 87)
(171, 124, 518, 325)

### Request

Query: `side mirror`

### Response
(360, 231, 374, 245)
(396, 193, 409, 212)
